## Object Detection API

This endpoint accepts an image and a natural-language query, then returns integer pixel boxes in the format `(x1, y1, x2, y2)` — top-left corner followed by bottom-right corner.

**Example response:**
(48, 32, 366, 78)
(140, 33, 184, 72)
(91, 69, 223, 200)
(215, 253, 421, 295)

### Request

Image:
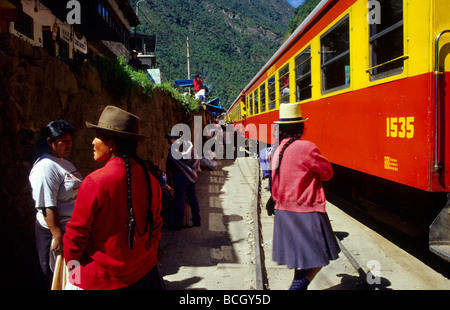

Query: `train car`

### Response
(225, 92, 245, 125)
(225, 0, 450, 261)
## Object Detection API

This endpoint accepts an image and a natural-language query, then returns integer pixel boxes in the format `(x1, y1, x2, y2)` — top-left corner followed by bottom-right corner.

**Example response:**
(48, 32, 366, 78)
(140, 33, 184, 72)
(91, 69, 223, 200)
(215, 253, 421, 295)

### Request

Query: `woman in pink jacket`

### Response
(270, 103, 340, 290)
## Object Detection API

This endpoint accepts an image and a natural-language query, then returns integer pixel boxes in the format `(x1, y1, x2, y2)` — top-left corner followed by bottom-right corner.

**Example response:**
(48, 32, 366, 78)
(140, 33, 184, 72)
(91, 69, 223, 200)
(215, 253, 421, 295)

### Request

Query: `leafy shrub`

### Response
(91, 56, 199, 113)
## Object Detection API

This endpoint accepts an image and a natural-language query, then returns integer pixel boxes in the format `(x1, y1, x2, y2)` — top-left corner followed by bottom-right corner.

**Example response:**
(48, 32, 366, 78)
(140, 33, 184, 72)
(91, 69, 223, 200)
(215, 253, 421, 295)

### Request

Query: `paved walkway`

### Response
(158, 158, 259, 290)
(259, 175, 361, 290)
(157, 156, 450, 291)
(158, 157, 362, 291)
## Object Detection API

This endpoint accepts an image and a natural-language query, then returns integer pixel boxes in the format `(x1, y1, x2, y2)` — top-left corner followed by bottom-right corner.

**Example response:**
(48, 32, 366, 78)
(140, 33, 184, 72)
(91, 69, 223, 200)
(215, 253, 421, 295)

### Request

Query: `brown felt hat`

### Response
(86, 105, 147, 141)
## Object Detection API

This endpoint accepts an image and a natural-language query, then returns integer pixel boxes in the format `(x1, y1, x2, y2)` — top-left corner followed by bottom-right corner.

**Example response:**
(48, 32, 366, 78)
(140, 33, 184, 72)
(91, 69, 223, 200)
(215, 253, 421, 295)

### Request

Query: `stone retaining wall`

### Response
(0, 33, 194, 288)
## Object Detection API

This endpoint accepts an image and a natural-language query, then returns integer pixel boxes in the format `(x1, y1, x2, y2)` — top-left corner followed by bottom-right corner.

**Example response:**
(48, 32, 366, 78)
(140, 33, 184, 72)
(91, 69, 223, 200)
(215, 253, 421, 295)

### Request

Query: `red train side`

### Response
(225, 0, 450, 260)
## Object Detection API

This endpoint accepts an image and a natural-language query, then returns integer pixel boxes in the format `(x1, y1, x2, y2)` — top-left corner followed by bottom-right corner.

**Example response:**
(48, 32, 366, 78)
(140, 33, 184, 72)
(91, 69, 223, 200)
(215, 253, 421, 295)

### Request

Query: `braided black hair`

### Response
(110, 137, 154, 250)
(273, 122, 305, 181)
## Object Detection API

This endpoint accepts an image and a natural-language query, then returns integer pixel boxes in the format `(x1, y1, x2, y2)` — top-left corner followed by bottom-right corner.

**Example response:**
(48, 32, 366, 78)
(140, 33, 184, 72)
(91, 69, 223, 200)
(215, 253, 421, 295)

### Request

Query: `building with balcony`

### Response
(0, 0, 140, 60)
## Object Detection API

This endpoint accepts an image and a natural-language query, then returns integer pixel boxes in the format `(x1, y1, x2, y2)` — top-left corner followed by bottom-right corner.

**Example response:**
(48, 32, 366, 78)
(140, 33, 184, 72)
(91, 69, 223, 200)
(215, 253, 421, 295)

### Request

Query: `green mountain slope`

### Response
(132, 0, 294, 108)
(285, 0, 320, 38)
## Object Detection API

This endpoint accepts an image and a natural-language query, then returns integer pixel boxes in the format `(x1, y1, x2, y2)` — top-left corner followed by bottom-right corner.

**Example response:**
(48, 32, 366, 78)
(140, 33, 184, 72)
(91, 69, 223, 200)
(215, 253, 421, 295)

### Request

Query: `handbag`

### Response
(265, 166, 275, 216)
(265, 195, 275, 216)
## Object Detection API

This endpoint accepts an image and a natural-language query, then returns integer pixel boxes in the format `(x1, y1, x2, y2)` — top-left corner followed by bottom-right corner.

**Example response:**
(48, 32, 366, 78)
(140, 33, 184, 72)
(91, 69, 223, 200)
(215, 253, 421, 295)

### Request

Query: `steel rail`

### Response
(255, 172, 375, 290)
(253, 158, 267, 290)
(334, 236, 374, 290)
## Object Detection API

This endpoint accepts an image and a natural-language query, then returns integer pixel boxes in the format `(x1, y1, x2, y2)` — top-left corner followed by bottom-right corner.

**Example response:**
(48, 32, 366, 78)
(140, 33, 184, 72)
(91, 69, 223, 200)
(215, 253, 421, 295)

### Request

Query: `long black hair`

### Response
(104, 134, 154, 250)
(30, 120, 74, 165)
(273, 122, 305, 181)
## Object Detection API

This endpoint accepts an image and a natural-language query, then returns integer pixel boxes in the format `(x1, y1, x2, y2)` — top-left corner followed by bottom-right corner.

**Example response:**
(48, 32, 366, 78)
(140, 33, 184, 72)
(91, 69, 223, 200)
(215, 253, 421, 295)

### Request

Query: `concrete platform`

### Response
(259, 176, 362, 290)
(158, 158, 259, 290)
(158, 157, 450, 291)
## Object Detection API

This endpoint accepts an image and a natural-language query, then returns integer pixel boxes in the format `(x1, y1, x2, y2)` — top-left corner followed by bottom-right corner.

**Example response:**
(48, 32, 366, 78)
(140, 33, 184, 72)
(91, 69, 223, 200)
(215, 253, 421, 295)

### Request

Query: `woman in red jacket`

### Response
(270, 103, 340, 290)
(63, 106, 163, 290)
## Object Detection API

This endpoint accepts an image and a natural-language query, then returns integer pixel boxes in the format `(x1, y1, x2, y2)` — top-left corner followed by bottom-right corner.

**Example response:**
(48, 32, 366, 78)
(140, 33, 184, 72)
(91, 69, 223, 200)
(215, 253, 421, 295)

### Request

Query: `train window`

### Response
(246, 96, 250, 116)
(254, 89, 259, 114)
(295, 46, 312, 101)
(268, 75, 276, 110)
(368, 0, 404, 80)
(260, 83, 266, 113)
(320, 15, 350, 93)
(279, 64, 290, 104)
(249, 92, 253, 116)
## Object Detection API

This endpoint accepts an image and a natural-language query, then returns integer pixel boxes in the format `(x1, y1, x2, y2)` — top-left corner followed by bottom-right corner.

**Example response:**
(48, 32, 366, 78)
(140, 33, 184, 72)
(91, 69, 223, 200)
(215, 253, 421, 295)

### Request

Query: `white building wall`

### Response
(8, 0, 86, 59)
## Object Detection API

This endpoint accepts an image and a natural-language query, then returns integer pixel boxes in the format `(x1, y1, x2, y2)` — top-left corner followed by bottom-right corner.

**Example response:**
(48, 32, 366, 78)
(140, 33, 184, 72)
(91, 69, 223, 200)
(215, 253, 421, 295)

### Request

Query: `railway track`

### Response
(158, 156, 448, 290)
(252, 160, 450, 290)
(252, 160, 268, 290)
(252, 160, 373, 290)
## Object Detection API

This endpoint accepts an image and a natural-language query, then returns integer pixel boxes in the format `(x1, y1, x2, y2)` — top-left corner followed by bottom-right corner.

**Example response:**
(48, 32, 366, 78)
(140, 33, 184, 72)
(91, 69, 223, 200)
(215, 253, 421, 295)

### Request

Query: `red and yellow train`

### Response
(225, 0, 450, 261)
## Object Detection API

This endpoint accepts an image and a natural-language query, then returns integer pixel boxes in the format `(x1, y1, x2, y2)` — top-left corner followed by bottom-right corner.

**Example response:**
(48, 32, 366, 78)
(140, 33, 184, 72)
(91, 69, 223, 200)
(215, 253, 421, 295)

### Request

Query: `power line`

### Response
(133, 0, 158, 33)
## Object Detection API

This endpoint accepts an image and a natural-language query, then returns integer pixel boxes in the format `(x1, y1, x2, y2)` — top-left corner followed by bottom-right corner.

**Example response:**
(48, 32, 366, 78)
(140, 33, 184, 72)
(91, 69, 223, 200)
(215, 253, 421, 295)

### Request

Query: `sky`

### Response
(287, 0, 305, 8)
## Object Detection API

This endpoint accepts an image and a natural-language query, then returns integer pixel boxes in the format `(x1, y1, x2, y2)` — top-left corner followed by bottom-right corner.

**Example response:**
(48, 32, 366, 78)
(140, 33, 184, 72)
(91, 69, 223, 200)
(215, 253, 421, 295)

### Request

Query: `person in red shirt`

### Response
(270, 103, 340, 290)
(193, 74, 202, 92)
(63, 106, 163, 290)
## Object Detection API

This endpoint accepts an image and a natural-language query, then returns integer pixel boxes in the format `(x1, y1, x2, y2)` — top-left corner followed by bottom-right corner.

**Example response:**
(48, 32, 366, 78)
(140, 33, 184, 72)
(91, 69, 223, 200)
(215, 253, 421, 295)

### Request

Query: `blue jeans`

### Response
(171, 173, 200, 228)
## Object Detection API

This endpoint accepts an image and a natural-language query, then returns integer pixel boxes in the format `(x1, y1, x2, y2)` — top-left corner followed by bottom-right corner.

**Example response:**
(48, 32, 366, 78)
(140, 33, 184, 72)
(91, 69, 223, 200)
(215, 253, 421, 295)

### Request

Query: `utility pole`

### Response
(186, 36, 191, 79)
(134, 0, 145, 50)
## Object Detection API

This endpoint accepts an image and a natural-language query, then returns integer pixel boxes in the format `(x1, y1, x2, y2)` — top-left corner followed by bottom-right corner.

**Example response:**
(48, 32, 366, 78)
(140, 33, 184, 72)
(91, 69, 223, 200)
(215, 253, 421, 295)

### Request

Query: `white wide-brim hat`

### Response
(274, 103, 308, 124)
